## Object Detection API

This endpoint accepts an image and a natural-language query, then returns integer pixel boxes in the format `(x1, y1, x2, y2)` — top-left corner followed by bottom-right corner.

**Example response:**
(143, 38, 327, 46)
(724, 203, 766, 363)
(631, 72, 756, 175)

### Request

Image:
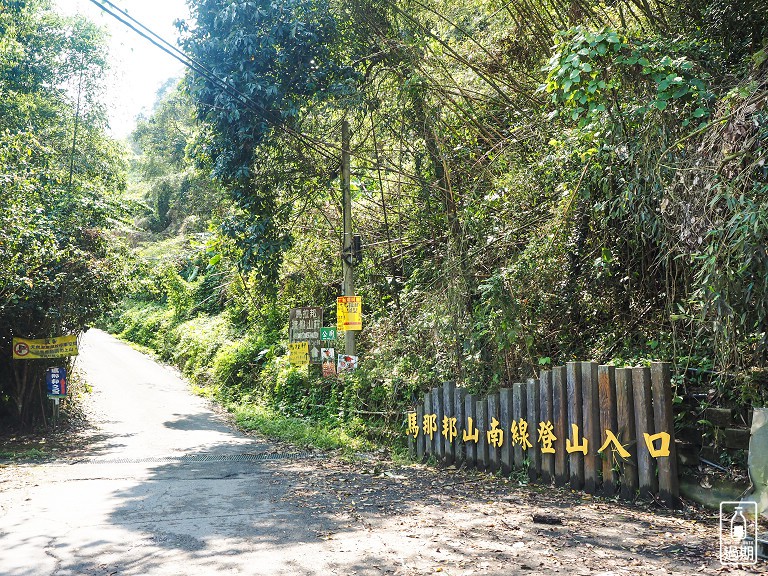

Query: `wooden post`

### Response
(443, 381, 456, 466)
(423, 391, 433, 460)
(433, 386, 444, 462)
(464, 393, 477, 468)
(552, 365, 569, 486)
(632, 367, 658, 497)
(539, 370, 554, 484)
(416, 402, 425, 462)
(615, 367, 638, 499)
(567, 361, 584, 490)
(651, 362, 679, 506)
(500, 388, 513, 475)
(598, 365, 618, 495)
(526, 377, 541, 483)
(512, 382, 527, 468)
(488, 392, 500, 472)
(476, 398, 489, 471)
(454, 387, 466, 466)
(581, 362, 600, 494)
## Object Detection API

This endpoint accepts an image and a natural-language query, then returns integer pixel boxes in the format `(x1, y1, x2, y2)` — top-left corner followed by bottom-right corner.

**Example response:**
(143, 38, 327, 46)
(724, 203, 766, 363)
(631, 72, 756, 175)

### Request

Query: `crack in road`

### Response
(44, 536, 63, 576)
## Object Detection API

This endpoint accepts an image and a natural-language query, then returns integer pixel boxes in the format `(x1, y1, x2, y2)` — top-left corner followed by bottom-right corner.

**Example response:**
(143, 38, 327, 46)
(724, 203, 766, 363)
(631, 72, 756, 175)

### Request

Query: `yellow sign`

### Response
(336, 296, 362, 331)
(12, 335, 79, 360)
(288, 342, 309, 366)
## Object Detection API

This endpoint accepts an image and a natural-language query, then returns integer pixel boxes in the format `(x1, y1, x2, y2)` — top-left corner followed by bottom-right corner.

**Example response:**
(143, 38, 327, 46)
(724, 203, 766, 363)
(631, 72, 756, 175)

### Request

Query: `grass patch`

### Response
(0, 447, 47, 462)
(117, 337, 159, 358)
(230, 402, 371, 454)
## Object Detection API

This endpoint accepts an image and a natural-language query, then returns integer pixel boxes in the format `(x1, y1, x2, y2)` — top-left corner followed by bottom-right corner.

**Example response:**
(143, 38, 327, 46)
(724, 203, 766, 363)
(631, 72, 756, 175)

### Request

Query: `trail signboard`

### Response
(289, 307, 323, 364)
(288, 342, 309, 366)
(46, 367, 67, 398)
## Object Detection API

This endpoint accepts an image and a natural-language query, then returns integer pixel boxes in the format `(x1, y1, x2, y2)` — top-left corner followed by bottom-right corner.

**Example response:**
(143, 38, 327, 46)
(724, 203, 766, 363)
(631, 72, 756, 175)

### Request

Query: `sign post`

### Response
(341, 119, 357, 357)
(46, 367, 67, 430)
(288, 307, 323, 364)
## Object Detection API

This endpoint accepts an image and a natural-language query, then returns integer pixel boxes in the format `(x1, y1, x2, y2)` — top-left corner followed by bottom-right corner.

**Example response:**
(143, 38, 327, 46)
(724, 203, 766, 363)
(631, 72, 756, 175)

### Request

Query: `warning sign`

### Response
(12, 336, 78, 360)
(336, 296, 362, 331)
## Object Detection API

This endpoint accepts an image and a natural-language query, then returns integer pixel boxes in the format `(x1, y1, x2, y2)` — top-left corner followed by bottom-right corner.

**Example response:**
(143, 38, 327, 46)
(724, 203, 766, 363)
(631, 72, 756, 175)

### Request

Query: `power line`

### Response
(86, 0, 341, 161)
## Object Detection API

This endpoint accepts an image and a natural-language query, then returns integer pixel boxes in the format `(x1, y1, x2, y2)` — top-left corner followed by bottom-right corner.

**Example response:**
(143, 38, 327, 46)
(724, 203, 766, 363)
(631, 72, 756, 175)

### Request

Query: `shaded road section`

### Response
(0, 329, 762, 575)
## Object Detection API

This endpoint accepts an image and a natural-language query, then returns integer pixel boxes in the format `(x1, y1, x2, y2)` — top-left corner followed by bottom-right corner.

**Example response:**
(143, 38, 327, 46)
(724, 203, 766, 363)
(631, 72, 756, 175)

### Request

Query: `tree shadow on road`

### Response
(15, 441, 736, 576)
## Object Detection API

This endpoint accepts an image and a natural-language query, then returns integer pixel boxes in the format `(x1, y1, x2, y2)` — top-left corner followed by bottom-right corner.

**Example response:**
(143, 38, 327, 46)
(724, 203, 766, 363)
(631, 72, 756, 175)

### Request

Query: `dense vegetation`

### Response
(105, 0, 768, 454)
(4, 0, 767, 449)
(0, 0, 127, 430)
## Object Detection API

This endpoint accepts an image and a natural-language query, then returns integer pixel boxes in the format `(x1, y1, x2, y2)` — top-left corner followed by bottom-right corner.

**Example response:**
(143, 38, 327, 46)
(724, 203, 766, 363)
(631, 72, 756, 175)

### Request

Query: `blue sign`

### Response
(46, 367, 67, 397)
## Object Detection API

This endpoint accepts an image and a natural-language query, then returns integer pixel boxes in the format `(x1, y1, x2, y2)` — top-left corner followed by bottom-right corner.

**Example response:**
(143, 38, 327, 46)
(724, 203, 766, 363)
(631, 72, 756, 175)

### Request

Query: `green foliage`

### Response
(233, 403, 370, 453)
(212, 332, 277, 392)
(128, 82, 226, 236)
(108, 0, 768, 456)
(105, 301, 175, 351)
(165, 315, 233, 381)
(0, 0, 127, 430)
(544, 27, 711, 128)
(178, 0, 361, 287)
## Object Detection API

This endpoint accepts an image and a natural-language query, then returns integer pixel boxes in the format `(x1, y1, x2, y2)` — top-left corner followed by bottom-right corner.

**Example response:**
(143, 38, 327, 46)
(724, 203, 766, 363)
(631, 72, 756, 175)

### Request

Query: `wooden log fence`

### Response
(407, 361, 679, 505)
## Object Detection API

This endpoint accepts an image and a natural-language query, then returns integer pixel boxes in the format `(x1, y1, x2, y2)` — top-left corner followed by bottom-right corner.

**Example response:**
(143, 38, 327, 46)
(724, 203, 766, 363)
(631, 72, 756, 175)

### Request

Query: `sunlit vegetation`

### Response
(0, 0, 128, 430)
(3, 0, 766, 449)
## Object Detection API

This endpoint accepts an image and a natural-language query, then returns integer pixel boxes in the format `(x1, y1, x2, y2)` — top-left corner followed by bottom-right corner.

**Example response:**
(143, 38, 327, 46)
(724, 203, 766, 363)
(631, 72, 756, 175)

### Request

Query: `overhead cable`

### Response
(86, 0, 340, 161)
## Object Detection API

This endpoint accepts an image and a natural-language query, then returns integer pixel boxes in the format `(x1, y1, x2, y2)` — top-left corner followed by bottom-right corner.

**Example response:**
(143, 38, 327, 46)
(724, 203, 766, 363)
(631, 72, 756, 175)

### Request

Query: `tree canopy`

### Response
(0, 0, 127, 429)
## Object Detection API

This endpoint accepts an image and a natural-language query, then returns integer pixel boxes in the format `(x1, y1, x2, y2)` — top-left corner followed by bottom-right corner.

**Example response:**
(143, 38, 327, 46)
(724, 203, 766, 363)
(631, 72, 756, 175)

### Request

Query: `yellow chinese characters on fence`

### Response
(537, 421, 557, 453)
(462, 416, 479, 443)
(403, 411, 672, 461)
(288, 342, 309, 366)
(422, 413, 437, 440)
(598, 430, 631, 458)
(510, 419, 533, 450)
(565, 424, 588, 455)
(442, 416, 458, 443)
(336, 296, 362, 332)
(407, 412, 419, 438)
(487, 417, 504, 447)
(643, 432, 671, 457)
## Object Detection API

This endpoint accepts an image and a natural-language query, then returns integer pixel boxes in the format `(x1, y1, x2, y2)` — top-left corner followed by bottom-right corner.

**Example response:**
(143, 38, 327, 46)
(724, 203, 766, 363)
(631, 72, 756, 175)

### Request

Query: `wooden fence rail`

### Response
(406, 361, 678, 505)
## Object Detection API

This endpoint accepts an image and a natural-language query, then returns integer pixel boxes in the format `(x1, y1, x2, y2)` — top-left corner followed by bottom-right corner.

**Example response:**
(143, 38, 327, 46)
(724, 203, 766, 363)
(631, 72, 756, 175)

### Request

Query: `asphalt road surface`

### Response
(0, 330, 763, 575)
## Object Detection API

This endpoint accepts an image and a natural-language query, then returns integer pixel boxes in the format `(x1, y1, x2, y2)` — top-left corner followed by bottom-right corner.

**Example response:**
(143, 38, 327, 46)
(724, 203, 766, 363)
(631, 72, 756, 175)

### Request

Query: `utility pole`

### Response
(341, 119, 356, 357)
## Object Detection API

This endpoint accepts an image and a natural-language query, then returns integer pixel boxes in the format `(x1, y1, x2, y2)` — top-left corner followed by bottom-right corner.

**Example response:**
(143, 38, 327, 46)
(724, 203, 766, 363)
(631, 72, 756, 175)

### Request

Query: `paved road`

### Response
(0, 330, 339, 575)
(0, 330, 762, 575)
